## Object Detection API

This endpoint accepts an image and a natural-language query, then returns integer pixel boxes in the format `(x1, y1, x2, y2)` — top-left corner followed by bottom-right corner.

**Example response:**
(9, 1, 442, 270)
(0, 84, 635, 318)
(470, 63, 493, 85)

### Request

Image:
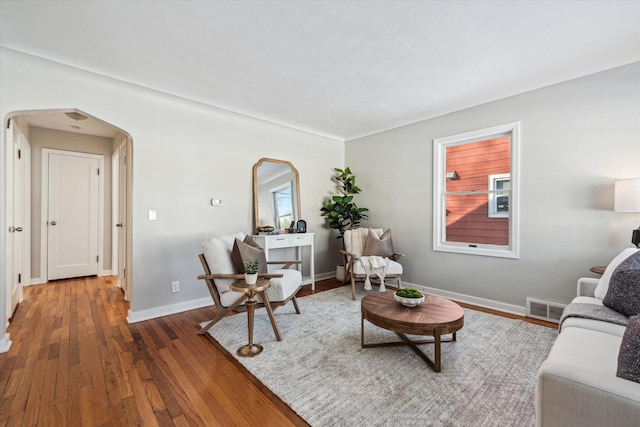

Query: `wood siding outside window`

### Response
(445, 137, 510, 245)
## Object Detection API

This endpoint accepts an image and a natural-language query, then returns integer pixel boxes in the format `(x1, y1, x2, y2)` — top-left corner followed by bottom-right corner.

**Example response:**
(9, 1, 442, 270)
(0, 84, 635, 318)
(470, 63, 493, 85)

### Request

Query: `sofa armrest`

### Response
(576, 277, 599, 298)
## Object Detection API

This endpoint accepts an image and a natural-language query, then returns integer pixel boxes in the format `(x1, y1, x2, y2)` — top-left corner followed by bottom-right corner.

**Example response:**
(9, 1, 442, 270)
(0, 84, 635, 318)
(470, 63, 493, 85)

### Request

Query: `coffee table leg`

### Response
(361, 309, 365, 347)
(434, 328, 441, 372)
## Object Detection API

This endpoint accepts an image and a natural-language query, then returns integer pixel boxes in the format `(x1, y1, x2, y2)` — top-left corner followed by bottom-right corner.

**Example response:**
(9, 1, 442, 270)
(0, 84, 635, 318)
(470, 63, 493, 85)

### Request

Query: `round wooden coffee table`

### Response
(361, 291, 464, 372)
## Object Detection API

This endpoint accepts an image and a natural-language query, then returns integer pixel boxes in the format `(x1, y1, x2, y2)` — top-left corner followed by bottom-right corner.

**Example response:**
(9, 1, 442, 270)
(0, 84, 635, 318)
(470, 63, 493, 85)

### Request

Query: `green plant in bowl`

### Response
(395, 288, 423, 298)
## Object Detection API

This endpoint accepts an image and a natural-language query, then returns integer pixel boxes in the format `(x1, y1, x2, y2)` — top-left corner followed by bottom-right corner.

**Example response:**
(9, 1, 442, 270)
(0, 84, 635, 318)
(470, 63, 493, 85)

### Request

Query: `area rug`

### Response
(204, 286, 557, 426)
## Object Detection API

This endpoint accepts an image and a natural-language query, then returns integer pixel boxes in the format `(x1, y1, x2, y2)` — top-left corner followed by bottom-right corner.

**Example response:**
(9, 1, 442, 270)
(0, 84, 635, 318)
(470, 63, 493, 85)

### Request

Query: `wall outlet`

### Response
(171, 281, 180, 293)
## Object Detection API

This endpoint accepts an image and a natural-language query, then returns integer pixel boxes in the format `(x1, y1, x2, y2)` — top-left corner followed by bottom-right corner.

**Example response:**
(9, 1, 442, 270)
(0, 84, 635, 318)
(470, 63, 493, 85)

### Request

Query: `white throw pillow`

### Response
(594, 247, 639, 299)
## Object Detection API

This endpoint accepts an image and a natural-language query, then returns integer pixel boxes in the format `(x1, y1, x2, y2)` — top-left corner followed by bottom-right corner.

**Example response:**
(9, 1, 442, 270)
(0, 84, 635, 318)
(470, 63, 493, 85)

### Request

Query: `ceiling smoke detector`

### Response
(65, 112, 88, 121)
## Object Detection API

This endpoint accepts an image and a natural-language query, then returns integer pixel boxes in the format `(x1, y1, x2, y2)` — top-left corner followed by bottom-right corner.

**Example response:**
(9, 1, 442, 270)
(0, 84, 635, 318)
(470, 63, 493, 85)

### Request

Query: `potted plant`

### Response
(244, 260, 259, 285)
(321, 167, 369, 280)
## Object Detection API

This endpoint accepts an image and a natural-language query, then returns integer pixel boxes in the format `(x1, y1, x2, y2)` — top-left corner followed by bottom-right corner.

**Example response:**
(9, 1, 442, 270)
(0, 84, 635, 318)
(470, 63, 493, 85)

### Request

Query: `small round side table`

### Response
(230, 278, 275, 357)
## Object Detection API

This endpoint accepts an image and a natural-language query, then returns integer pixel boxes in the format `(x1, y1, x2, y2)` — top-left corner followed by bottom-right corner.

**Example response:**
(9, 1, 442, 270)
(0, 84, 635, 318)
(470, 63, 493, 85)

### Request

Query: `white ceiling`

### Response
(2, 1, 640, 141)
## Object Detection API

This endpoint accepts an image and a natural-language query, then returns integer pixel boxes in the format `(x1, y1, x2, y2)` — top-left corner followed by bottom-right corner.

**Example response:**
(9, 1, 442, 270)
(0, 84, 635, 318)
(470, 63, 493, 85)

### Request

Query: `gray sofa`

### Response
(536, 262, 640, 427)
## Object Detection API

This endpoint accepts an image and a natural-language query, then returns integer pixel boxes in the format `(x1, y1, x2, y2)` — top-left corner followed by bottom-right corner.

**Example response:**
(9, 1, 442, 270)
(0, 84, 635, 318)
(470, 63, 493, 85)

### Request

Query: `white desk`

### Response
(253, 233, 315, 290)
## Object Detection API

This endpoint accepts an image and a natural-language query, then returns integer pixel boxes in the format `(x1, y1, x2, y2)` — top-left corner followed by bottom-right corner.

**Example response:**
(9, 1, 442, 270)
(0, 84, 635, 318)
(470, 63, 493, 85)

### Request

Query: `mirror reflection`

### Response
(253, 158, 301, 233)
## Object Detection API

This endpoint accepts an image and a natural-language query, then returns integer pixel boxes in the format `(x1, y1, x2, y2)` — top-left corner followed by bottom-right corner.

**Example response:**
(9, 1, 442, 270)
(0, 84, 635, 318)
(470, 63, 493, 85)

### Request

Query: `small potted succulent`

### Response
(244, 260, 260, 285)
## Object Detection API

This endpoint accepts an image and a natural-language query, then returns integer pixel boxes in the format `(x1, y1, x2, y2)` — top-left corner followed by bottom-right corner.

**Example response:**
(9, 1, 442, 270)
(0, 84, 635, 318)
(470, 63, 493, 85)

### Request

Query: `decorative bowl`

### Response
(394, 290, 425, 307)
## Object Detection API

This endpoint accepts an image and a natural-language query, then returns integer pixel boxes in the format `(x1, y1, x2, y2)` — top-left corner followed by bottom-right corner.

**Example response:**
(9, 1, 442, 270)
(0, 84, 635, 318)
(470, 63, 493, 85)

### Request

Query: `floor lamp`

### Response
(614, 178, 640, 247)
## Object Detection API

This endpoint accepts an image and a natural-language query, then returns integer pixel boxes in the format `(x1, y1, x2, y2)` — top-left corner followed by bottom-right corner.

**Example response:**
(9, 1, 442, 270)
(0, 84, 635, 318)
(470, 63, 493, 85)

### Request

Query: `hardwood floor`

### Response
(0, 276, 555, 426)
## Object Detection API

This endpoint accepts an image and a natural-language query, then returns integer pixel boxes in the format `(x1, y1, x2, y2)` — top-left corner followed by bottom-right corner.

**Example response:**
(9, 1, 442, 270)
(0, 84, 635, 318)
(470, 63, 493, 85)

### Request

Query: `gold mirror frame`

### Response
(253, 158, 301, 234)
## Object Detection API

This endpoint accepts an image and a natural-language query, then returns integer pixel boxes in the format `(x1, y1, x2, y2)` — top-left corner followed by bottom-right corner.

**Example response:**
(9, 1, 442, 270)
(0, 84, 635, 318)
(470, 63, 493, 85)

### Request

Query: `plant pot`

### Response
(336, 264, 346, 282)
(244, 273, 258, 285)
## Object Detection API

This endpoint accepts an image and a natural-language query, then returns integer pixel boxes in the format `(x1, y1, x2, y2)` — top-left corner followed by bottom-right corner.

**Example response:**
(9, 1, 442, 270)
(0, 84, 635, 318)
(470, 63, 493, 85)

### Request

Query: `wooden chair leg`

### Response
(291, 296, 301, 314)
(259, 291, 282, 341)
(197, 293, 247, 335)
(350, 274, 356, 300)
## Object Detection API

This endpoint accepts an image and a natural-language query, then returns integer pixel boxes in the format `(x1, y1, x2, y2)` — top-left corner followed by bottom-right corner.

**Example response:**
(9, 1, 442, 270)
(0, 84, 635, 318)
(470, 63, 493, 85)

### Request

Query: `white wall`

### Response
(0, 48, 344, 332)
(346, 61, 640, 308)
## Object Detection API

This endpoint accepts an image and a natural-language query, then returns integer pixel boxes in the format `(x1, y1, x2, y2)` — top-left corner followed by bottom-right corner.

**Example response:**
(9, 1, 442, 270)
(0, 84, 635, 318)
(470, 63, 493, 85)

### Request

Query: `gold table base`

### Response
(237, 343, 263, 357)
(230, 278, 279, 358)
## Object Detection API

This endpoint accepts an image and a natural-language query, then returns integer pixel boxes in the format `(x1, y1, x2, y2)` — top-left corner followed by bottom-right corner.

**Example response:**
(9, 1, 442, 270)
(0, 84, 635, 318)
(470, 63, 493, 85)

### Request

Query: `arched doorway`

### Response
(4, 109, 133, 334)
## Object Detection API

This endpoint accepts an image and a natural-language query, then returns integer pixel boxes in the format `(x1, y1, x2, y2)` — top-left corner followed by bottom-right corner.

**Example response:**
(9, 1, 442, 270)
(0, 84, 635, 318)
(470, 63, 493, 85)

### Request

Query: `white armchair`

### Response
(341, 227, 404, 300)
(197, 232, 302, 338)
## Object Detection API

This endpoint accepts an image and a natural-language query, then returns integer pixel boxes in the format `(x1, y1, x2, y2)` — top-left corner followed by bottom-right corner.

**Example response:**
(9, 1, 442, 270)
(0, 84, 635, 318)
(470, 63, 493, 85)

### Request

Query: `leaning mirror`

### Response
(253, 158, 301, 233)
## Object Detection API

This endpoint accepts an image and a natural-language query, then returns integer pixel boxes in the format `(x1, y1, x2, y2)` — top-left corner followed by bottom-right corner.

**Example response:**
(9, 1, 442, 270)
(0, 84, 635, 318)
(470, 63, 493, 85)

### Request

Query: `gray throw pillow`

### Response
(231, 237, 267, 274)
(603, 251, 640, 317)
(364, 228, 394, 258)
(617, 315, 640, 383)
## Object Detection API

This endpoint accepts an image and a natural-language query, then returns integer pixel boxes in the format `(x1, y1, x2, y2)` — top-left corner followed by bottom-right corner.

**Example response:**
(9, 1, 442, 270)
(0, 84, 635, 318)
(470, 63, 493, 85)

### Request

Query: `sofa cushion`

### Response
(364, 228, 394, 258)
(230, 236, 268, 274)
(603, 251, 640, 316)
(617, 315, 640, 383)
(536, 327, 640, 427)
(595, 247, 638, 299)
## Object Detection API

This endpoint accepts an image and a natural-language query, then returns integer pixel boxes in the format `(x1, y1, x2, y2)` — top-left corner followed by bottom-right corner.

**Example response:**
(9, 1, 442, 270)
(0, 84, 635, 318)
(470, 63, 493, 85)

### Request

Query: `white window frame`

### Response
(488, 173, 510, 218)
(433, 122, 520, 259)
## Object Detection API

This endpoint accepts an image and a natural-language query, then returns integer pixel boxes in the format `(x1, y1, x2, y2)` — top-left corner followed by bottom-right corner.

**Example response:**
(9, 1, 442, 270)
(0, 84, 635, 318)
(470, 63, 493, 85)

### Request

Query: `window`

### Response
(272, 183, 294, 230)
(433, 122, 520, 258)
(488, 173, 510, 218)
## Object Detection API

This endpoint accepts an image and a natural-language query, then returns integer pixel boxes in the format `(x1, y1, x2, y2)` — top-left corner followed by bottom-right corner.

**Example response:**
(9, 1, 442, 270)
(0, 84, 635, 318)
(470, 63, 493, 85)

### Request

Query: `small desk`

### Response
(230, 279, 280, 357)
(253, 233, 315, 290)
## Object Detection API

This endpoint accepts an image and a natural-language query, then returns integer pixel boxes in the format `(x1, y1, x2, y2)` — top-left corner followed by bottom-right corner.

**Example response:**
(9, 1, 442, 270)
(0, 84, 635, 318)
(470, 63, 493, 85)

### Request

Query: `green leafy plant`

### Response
(321, 167, 369, 239)
(395, 288, 423, 298)
(244, 260, 259, 274)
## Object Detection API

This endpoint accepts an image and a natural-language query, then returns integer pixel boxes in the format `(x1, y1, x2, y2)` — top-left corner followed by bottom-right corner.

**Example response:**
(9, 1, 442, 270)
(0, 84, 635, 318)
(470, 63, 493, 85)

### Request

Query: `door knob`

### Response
(116, 223, 123, 228)
(50, 221, 57, 226)
(9, 226, 23, 232)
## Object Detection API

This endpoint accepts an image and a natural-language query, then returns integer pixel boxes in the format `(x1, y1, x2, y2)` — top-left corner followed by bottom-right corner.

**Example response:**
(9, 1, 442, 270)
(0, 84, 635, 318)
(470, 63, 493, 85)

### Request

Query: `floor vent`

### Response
(526, 298, 566, 324)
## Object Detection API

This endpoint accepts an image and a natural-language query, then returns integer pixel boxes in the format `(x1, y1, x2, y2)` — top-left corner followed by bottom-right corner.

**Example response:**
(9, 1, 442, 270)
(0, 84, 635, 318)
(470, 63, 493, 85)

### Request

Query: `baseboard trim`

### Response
(127, 275, 526, 324)
(325, 271, 528, 317)
(406, 281, 527, 317)
(0, 333, 12, 353)
(311, 271, 335, 282)
(127, 296, 213, 324)
(30, 277, 46, 285)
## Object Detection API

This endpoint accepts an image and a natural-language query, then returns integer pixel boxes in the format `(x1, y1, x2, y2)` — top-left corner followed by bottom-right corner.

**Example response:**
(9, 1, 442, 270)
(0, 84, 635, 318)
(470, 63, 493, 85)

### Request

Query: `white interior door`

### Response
(117, 144, 128, 299)
(47, 152, 100, 280)
(8, 120, 30, 317)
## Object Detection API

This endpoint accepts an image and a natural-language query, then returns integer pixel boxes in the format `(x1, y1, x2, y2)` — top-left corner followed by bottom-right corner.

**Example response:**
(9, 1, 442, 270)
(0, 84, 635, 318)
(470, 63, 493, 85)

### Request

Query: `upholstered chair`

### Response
(341, 227, 404, 300)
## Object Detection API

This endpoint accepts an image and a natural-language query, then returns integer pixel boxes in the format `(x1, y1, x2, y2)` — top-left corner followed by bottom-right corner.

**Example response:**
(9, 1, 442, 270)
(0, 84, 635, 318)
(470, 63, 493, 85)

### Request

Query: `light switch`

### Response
(211, 199, 224, 207)
(148, 209, 157, 221)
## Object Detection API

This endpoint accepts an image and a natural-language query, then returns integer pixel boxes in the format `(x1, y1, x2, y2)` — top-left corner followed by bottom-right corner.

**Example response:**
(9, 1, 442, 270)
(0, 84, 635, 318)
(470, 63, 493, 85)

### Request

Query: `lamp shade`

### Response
(614, 178, 640, 212)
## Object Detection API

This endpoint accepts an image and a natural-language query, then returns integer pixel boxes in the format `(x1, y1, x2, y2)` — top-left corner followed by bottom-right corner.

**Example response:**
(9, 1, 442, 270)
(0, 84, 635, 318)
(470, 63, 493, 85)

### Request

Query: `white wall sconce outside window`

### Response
(446, 171, 460, 181)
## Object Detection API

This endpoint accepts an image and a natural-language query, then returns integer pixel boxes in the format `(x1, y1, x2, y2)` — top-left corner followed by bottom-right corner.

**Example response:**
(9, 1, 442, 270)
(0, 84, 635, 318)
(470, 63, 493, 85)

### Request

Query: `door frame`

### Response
(112, 149, 119, 286)
(12, 131, 31, 313)
(41, 148, 105, 282)
(4, 119, 31, 320)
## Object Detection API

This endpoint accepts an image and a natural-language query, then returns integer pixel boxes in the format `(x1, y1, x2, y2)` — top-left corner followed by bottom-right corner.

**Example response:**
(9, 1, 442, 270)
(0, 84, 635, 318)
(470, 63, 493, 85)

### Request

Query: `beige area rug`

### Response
(204, 286, 557, 427)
